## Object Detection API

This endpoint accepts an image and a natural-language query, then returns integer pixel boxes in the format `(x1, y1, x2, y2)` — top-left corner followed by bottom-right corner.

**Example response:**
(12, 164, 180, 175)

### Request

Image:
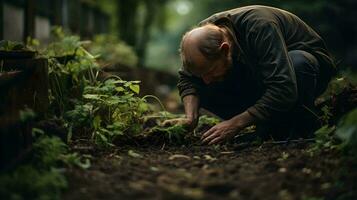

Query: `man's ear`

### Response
(220, 42, 230, 55)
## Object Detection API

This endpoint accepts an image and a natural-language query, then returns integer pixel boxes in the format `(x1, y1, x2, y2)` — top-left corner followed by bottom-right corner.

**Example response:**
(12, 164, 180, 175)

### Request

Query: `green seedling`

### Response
(60, 153, 91, 169)
(150, 124, 187, 144)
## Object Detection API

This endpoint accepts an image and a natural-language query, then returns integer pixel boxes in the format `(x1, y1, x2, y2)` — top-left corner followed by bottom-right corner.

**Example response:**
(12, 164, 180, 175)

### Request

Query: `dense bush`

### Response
(89, 34, 138, 67)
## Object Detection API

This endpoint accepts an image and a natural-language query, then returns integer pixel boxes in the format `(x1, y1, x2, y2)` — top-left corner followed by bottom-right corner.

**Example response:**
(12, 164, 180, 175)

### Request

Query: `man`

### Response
(169, 5, 335, 144)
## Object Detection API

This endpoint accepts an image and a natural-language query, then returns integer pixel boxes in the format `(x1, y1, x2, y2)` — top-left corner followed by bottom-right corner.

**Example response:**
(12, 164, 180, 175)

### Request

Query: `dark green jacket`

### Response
(177, 5, 335, 121)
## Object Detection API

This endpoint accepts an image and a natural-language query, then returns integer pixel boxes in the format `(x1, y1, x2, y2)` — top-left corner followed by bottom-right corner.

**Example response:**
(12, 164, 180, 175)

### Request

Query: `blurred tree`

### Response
(115, 0, 170, 67)
(100, 0, 356, 71)
(170, 0, 357, 70)
(136, 0, 168, 67)
(117, 0, 140, 47)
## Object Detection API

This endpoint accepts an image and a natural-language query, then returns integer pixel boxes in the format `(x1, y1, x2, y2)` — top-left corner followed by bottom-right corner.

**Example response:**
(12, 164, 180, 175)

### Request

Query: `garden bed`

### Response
(63, 140, 356, 200)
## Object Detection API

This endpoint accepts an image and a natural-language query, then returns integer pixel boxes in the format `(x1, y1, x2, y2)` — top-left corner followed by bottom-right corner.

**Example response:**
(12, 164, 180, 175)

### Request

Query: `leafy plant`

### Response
(31, 135, 68, 169)
(0, 129, 69, 200)
(60, 153, 91, 170)
(309, 108, 357, 157)
(150, 124, 187, 144)
(309, 125, 337, 154)
(89, 34, 138, 67)
(0, 166, 67, 200)
(197, 115, 221, 127)
(320, 105, 333, 125)
(336, 108, 357, 157)
(44, 27, 98, 116)
(0, 40, 29, 51)
(65, 77, 150, 148)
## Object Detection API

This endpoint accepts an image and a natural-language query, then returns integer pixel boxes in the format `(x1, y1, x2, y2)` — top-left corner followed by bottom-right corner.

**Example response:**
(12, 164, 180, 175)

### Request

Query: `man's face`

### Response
(189, 53, 231, 85)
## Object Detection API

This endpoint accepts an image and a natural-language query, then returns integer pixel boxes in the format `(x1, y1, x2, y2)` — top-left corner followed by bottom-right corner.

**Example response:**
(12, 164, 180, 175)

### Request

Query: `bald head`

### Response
(180, 24, 226, 72)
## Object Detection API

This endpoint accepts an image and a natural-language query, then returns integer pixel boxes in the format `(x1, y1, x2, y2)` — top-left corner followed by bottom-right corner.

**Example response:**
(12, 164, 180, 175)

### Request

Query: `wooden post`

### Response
(52, 0, 63, 26)
(0, 56, 49, 170)
(0, 0, 3, 40)
(24, 0, 35, 41)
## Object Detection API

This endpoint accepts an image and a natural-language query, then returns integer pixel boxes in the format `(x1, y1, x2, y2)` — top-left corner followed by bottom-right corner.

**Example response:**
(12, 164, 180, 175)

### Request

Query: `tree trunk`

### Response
(117, 0, 140, 47)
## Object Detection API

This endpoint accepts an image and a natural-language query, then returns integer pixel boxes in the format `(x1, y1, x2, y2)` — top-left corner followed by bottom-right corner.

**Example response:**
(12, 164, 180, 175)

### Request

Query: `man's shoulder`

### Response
(199, 5, 286, 26)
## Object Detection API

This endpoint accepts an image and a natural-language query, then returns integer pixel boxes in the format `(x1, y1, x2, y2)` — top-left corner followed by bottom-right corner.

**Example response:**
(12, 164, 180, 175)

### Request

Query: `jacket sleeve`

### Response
(177, 69, 199, 99)
(245, 21, 298, 121)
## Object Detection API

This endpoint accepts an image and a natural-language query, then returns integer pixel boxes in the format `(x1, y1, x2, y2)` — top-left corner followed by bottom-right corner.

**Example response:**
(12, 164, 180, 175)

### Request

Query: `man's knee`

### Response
(288, 50, 319, 75)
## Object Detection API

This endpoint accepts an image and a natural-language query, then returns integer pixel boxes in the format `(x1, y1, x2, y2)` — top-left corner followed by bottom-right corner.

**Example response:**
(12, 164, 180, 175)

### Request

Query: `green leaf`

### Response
(115, 86, 125, 92)
(93, 115, 102, 130)
(32, 128, 45, 137)
(129, 84, 140, 94)
(83, 94, 103, 100)
(98, 133, 108, 143)
(128, 150, 143, 158)
(336, 109, 357, 146)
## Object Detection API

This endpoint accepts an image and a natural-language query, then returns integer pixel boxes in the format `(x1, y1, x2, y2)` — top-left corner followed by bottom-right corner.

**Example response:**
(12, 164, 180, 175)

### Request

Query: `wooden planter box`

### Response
(0, 52, 48, 170)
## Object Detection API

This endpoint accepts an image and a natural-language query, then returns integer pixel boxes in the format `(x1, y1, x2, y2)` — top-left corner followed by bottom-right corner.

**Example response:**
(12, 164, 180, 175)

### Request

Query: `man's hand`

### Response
(162, 117, 197, 131)
(201, 111, 256, 145)
(162, 94, 199, 131)
(201, 119, 241, 145)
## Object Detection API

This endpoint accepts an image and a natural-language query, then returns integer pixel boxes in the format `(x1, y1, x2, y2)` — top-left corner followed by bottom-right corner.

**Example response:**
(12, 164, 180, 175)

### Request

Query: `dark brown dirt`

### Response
(62, 141, 356, 200)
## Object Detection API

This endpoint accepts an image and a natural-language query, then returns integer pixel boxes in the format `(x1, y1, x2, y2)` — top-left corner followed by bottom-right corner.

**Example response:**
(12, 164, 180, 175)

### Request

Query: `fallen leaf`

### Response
(128, 150, 143, 158)
(169, 154, 191, 160)
(204, 154, 217, 161)
(279, 167, 287, 173)
(150, 166, 159, 171)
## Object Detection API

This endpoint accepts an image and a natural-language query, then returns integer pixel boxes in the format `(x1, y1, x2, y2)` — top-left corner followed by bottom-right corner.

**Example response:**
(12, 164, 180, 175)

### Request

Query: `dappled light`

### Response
(0, 1, 356, 200)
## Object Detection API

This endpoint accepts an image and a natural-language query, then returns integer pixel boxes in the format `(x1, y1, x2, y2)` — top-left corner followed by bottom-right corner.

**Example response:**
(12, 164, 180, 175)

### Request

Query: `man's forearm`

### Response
(229, 111, 257, 130)
(182, 95, 199, 123)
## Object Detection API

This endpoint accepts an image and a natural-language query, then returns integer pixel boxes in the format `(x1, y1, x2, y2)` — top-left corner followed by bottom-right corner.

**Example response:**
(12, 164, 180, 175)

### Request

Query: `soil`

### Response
(62, 140, 356, 200)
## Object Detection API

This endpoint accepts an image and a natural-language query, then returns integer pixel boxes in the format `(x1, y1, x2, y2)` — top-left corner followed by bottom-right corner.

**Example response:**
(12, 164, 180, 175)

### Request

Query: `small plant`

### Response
(0, 166, 67, 200)
(0, 40, 30, 51)
(309, 108, 357, 157)
(43, 27, 98, 116)
(150, 124, 187, 144)
(60, 153, 91, 170)
(335, 108, 357, 158)
(65, 77, 150, 148)
(0, 128, 70, 200)
(89, 34, 138, 67)
(197, 115, 220, 127)
(277, 152, 290, 161)
(320, 105, 333, 125)
(309, 125, 337, 154)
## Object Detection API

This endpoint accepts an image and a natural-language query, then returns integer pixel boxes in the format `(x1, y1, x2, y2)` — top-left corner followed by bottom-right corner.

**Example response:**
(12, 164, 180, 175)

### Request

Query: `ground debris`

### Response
(63, 142, 357, 200)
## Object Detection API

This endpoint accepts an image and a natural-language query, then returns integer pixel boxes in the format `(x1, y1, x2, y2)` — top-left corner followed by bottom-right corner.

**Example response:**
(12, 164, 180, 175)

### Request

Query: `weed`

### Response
(65, 77, 150, 148)
(0, 166, 67, 200)
(60, 153, 91, 170)
(320, 105, 333, 125)
(0, 128, 69, 200)
(0, 40, 29, 51)
(150, 124, 187, 144)
(31, 135, 68, 169)
(89, 34, 138, 67)
(309, 108, 357, 157)
(197, 115, 221, 127)
(336, 108, 357, 157)
(309, 125, 337, 154)
(277, 152, 290, 161)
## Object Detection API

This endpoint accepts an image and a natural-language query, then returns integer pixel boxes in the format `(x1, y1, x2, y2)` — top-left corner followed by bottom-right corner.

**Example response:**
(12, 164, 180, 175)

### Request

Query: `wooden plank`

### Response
(24, 0, 35, 41)
(0, 57, 48, 170)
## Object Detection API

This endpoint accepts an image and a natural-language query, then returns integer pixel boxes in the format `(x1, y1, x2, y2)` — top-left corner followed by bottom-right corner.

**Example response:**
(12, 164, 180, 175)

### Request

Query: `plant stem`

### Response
(141, 95, 166, 112)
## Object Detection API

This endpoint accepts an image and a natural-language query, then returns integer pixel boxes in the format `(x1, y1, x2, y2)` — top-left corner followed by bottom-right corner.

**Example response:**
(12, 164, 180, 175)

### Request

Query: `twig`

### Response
(262, 138, 315, 145)
(161, 142, 166, 150)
